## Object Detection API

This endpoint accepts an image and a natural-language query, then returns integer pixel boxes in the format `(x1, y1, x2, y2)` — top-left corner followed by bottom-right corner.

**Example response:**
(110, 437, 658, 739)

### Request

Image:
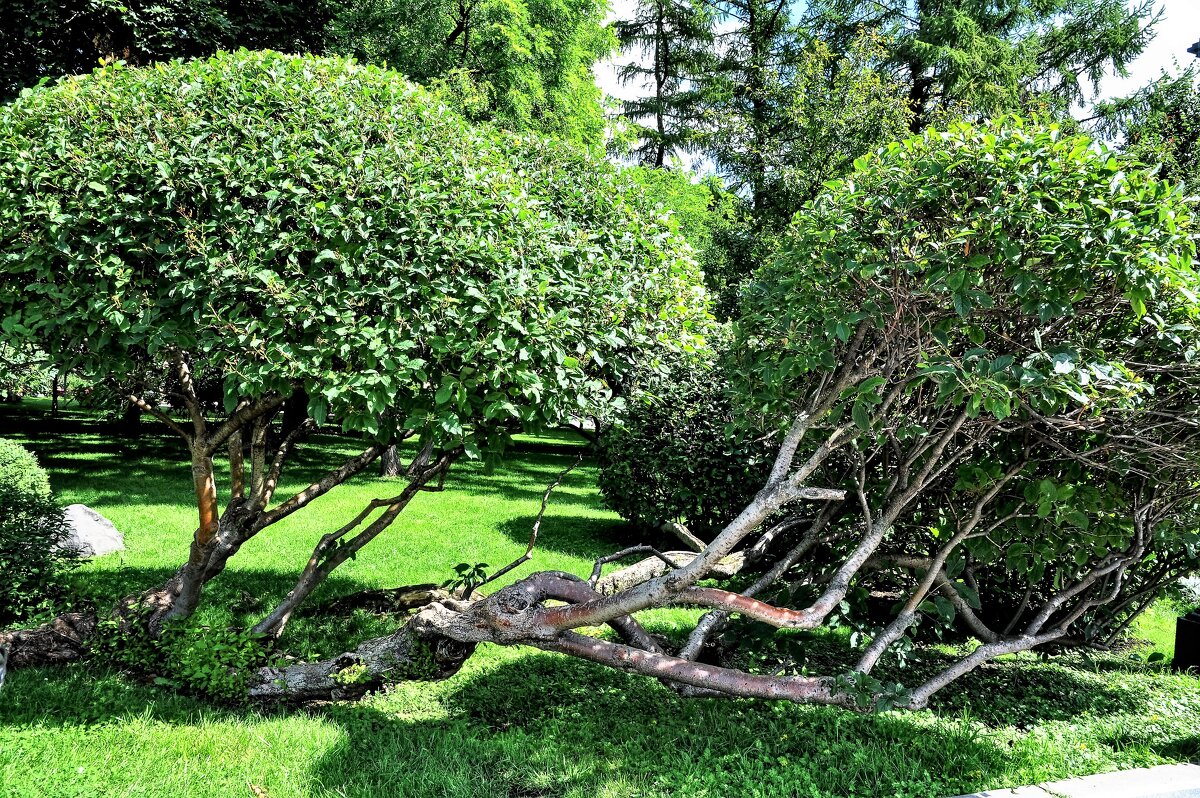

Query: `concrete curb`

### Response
(950, 763, 1200, 798)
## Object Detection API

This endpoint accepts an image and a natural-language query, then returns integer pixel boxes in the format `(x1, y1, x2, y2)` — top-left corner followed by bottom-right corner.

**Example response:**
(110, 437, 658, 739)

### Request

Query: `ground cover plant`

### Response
(1, 402, 1199, 798)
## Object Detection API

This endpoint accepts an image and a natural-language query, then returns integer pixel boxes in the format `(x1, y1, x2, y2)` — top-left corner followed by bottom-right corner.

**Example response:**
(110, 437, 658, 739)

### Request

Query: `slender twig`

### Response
(468, 454, 583, 597)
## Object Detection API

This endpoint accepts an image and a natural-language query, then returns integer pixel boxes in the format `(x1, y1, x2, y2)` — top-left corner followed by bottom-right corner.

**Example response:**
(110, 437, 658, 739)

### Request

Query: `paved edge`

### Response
(948, 763, 1200, 798)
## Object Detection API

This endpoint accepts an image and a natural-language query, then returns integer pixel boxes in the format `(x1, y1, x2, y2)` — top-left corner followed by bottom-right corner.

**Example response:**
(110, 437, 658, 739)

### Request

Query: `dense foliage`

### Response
(0, 0, 335, 101)
(0, 438, 74, 624)
(734, 119, 1200, 653)
(1094, 67, 1200, 189)
(806, 0, 1159, 128)
(330, 0, 615, 150)
(598, 359, 772, 536)
(0, 51, 708, 455)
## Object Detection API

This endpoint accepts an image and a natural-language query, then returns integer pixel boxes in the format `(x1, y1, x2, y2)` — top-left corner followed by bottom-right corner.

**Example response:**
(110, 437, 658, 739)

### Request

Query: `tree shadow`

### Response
(3, 404, 607, 512)
(1, 637, 1193, 797)
(303, 649, 1028, 798)
(492, 516, 649, 564)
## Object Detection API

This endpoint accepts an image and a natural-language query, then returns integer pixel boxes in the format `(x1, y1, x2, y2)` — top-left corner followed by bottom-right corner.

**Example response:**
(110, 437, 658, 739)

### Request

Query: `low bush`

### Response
(0, 438, 76, 624)
(598, 360, 772, 537)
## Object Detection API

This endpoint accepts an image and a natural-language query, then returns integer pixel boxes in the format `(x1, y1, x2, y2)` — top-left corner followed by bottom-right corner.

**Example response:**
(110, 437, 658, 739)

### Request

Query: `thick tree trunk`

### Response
(379, 444, 402, 477)
(248, 611, 475, 701)
(119, 402, 142, 437)
(0, 612, 97, 668)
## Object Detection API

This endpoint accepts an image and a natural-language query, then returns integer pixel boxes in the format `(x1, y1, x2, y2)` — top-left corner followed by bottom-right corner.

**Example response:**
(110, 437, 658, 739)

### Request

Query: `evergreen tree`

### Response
(614, 0, 715, 166)
(1092, 66, 1200, 188)
(805, 0, 1161, 130)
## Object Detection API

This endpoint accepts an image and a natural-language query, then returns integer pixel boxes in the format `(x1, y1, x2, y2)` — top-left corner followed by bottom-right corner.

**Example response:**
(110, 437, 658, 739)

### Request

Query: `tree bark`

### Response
(379, 444, 402, 477)
(0, 612, 97, 668)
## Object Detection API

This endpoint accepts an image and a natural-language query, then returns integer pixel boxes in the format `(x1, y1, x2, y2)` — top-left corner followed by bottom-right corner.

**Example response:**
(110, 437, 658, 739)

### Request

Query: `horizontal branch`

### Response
(539, 632, 857, 708)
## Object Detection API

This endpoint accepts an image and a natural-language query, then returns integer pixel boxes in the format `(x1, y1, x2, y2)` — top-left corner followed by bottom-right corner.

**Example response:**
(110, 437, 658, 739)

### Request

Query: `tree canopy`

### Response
(805, 0, 1160, 129)
(330, 0, 615, 150)
(0, 50, 708, 454)
(0, 50, 709, 633)
(0, 0, 336, 102)
(244, 120, 1200, 705)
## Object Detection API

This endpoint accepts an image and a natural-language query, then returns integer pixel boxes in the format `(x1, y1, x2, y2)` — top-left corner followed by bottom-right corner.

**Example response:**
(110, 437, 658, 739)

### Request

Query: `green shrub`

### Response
(0, 51, 709, 456)
(598, 360, 772, 537)
(95, 615, 275, 702)
(0, 438, 76, 624)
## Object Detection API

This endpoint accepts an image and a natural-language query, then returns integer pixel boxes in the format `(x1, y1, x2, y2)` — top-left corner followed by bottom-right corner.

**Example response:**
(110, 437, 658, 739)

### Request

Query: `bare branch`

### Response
(251, 444, 383, 533)
(469, 454, 583, 596)
(127, 394, 191, 443)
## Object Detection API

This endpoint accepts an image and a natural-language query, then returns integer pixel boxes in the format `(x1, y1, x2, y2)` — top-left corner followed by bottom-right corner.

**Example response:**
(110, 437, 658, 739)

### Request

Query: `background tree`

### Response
(0, 52, 708, 646)
(0, 343, 51, 403)
(0, 0, 335, 102)
(805, 0, 1161, 130)
(613, 0, 715, 166)
(1091, 66, 1200, 188)
(328, 0, 615, 150)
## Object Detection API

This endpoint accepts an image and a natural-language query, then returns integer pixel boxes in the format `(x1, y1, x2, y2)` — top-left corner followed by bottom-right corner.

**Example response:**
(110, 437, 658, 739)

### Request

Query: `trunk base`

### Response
(0, 612, 97, 668)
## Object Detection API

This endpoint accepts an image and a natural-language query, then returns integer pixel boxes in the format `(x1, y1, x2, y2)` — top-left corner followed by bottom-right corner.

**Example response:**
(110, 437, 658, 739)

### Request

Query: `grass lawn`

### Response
(2, 400, 1199, 798)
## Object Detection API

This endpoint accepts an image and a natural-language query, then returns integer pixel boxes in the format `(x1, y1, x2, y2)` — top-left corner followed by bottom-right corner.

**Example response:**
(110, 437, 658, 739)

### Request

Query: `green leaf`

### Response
(851, 400, 871, 432)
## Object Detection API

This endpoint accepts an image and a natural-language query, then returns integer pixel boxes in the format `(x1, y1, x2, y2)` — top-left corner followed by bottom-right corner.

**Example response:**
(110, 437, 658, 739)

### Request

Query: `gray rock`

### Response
(1179, 575, 1200, 604)
(60, 504, 125, 557)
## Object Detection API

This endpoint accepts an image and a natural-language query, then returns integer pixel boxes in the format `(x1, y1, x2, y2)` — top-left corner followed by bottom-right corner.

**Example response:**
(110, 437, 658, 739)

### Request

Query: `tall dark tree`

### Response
(805, 0, 1161, 131)
(0, 0, 336, 102)
(614, 0, 714, 166)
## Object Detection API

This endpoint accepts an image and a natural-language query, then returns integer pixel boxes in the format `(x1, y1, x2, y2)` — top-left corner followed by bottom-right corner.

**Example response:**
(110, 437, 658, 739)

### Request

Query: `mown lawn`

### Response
(2, 401, 1199, 798)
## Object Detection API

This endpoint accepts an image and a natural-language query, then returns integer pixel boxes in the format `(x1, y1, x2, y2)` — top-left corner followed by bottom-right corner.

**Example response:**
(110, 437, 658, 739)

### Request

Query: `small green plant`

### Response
(834, 671, 912, 712)
(94, 613, 275, 702)
(0, 437, 77, 624)
(442, 562, 489, 595)
(331, 662, 370, 687)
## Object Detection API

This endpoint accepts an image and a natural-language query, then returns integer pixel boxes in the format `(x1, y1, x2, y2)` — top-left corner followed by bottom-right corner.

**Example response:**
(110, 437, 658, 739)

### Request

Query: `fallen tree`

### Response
(2, 67, 1198, 712)
(244, 119, 1200, 709)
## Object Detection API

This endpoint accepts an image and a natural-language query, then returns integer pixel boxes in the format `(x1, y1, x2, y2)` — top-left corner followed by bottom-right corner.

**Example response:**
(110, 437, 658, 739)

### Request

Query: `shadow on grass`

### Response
(1, 636, 1192, 797)
(302, 652, 1054, 798)
(4, 404, 605, 511)
(493, 516, 648, 564)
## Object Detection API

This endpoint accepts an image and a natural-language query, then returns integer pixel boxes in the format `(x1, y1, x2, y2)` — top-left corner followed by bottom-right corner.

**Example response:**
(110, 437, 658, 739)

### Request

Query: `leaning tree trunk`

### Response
(379, 444, 402, 477)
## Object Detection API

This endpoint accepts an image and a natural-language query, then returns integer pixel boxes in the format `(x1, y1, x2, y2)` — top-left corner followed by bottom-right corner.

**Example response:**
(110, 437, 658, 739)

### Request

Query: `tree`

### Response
(0, 0, 336, 102)
(328, 0, 614, 150)
(614, 0, 715, 166)
(0, 51, 708, 650)
(0, 342, 51, 403)
(612, 1, 911, 313)
(236, 119, 1198, 706)
(1091, 66, 1200, 189)
(805, 0, 1161, 131)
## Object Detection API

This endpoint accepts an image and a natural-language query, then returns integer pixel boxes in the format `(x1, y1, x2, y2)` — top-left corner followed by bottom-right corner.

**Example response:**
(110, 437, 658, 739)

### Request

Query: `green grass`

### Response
(2, 400, 1199, 798)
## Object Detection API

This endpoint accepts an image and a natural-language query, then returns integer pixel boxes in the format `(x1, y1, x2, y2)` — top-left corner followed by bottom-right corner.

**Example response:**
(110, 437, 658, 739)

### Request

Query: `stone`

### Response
(60, 504, 125, 557)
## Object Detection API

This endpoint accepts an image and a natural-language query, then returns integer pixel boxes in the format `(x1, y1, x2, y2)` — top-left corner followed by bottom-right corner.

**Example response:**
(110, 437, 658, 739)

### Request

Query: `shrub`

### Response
(598, 357, 772, 537)
(0, 438, 75, 624)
